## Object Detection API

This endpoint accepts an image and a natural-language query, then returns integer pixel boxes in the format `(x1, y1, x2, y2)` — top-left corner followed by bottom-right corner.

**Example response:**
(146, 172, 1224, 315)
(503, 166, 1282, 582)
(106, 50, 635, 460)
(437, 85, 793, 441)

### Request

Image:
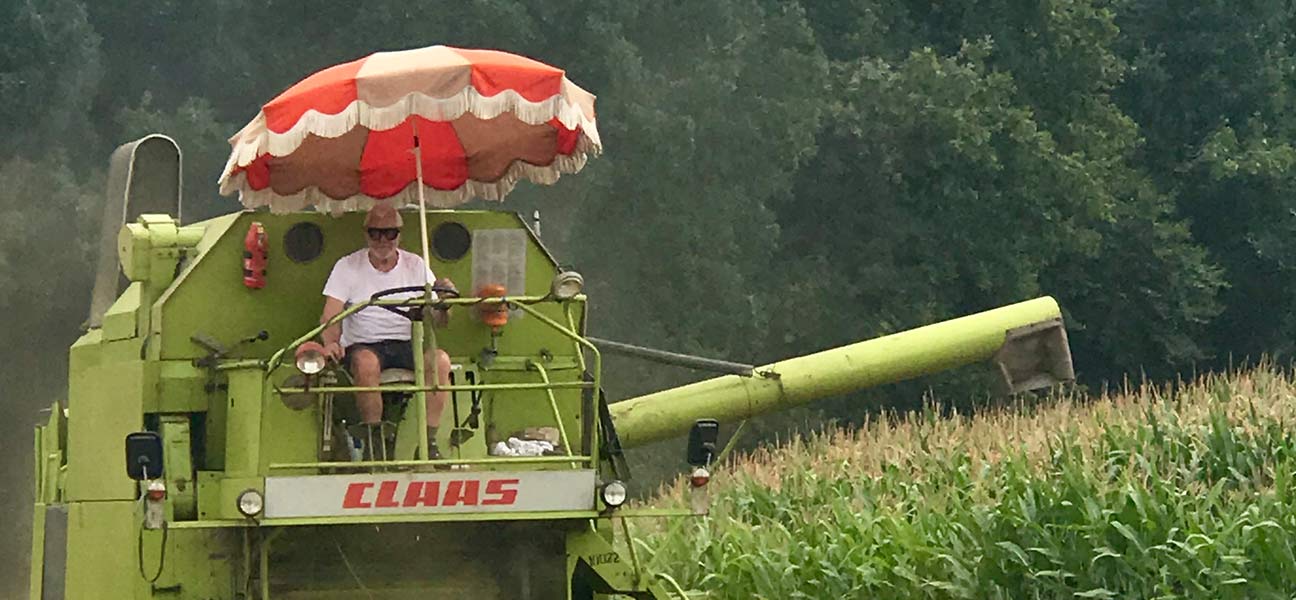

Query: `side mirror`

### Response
(125, 432, 164, 480)
(686, 419, 719, 467)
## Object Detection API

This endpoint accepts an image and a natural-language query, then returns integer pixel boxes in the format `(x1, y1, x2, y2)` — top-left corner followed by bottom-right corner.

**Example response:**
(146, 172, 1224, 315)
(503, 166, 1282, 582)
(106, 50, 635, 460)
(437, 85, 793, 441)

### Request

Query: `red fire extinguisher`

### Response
(243, 222, 268, 289)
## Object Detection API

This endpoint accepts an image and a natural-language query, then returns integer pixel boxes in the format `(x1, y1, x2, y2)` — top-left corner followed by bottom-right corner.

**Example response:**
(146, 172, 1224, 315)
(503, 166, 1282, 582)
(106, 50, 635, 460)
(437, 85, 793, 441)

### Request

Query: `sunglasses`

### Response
(366, 227, 400, 241)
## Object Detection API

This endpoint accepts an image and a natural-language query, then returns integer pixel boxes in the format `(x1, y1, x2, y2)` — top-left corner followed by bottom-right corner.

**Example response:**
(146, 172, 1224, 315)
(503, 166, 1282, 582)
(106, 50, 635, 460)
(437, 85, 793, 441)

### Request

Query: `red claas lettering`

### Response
(341, 478, 522, 509)
(374, 481, 401, 507)
(442, 480, 480, 506)
(342, 482, 374, 508)
(483, 479, 520, 505)
(402, 481, 441, 507)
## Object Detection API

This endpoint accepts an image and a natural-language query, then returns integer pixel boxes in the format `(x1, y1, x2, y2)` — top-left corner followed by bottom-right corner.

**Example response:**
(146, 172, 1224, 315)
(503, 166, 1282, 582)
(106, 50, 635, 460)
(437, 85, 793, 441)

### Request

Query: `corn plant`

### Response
(635, 367, 1296, 599)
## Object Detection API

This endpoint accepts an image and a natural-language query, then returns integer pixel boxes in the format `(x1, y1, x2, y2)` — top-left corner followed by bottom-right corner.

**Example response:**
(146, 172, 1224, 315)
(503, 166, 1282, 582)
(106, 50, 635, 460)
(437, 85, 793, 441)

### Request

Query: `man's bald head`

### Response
(364, 203, 404, 229)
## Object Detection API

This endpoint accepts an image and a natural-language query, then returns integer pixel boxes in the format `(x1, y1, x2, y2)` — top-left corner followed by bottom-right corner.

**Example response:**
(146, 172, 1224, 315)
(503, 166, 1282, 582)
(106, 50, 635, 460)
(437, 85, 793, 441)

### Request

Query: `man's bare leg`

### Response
(350, 348, 384, 423)
(424, 349, 451, 458)
(345, 348, 388, 460)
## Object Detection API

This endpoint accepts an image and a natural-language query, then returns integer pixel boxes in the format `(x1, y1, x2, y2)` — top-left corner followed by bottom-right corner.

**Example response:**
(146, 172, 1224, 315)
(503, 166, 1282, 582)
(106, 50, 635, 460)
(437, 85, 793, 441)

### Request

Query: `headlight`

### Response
(295, 341, 326, 375)
(690, 466, 711, 488)
(600, 480, 627, 508)
(237, 489, 264, 517)
(550, 271, 584, 300)
(146, 481, 167, 502)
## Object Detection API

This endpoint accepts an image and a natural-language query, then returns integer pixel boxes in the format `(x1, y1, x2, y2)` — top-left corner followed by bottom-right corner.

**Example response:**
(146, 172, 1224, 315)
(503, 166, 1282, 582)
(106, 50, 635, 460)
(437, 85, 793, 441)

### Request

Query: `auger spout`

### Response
(609, 296, 1074, 448)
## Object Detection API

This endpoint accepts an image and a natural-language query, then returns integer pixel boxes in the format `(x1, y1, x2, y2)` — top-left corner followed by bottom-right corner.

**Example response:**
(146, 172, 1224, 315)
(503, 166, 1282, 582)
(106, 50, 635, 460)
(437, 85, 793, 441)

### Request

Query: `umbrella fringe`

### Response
(244, 89, 599, 162)
(225, 151, 591, 215)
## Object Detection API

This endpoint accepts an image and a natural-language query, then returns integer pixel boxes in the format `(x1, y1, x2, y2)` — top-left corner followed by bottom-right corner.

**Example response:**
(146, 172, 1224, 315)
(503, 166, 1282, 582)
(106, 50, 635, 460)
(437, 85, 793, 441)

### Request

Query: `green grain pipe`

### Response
(610, 296, 1065, 447)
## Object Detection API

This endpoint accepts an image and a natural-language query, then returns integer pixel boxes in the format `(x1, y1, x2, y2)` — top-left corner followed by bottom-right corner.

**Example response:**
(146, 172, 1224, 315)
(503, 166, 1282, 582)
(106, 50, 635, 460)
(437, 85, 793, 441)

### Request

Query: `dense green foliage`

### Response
(640, 369, 1296, 598)
(4, 0, 1296, 594)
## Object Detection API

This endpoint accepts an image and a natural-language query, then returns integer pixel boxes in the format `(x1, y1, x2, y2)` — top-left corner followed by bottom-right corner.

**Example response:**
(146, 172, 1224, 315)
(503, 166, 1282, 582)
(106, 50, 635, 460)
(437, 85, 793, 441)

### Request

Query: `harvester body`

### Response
(28, 137, 1074, 599)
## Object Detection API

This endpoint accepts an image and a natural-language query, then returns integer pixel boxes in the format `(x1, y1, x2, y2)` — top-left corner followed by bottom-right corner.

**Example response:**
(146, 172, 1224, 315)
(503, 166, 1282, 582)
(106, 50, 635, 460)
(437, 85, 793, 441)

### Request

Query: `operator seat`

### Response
(376, 363, 462, 387)
(379, 368, 418, 386)
(375, 363, 464, 407)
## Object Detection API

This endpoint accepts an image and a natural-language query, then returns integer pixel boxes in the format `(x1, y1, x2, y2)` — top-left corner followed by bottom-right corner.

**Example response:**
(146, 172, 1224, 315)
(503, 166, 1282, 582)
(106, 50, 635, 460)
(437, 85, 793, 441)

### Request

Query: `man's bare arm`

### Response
(320, 296, 346, 360)
(432, 277, 456, 328)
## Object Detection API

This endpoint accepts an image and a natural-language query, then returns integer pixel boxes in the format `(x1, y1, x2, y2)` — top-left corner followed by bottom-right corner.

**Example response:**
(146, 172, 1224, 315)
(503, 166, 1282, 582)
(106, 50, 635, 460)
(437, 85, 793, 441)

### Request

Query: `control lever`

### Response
(466, 371, 482, 429)
(191, 332, 226, 356)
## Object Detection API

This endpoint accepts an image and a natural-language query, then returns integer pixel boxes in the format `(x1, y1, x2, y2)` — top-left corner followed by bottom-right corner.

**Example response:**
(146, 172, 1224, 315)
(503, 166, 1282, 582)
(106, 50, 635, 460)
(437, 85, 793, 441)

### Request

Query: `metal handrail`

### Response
(529, 361, 574, 456)
(268, 454, 593, 470)
(253, 292, 599, 465)
(265, 293, 573, 371)
(275, 381, 594, 394)
(257, 293, 597, 399)
(511, 301, 602, 410)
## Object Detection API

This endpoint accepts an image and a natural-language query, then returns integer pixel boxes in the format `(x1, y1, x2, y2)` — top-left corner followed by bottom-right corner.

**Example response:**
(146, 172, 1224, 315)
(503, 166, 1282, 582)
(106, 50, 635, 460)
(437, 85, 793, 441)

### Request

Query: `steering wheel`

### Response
(369, 284, 460, 321)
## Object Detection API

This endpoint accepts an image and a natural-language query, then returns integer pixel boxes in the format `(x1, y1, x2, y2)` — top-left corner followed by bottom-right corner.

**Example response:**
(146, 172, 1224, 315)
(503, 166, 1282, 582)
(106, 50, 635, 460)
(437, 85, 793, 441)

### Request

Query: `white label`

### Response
(264, 470, 595, 518)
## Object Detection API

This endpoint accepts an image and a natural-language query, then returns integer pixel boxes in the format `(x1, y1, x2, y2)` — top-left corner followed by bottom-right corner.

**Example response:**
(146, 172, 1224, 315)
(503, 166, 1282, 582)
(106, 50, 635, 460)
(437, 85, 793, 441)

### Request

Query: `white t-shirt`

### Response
(322, 249, 436, 348)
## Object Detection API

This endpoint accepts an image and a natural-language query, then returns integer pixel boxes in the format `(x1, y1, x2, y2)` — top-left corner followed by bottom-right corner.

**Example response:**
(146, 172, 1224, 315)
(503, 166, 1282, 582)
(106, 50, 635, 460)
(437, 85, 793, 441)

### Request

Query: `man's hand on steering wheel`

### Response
(432, 277, 457, 327)
(370, 280, 459, 321)
(323, 340, 345, 362)
(433, 277, 459, 299)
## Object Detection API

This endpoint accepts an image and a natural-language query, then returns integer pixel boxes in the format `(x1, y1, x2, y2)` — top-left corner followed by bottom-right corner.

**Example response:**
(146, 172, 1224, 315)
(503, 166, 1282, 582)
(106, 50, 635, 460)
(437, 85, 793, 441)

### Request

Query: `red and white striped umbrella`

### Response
(218, 45, 601, 213)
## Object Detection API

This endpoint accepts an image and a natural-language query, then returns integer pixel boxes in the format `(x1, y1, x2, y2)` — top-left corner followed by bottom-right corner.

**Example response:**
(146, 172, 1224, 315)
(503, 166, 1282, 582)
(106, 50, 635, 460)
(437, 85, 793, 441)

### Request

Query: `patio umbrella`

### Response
(218, 45, 601, 215)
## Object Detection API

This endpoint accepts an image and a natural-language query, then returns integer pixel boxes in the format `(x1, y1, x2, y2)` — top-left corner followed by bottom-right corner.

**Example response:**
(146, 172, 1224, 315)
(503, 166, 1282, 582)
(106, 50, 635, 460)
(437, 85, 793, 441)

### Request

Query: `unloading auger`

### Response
(608, 295, 1073, 448)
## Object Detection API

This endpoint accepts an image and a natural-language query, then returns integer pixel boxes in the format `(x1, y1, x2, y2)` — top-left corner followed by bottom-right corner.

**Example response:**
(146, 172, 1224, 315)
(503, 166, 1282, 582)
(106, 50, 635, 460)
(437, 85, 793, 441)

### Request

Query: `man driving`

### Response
(319, 203, 453, 460)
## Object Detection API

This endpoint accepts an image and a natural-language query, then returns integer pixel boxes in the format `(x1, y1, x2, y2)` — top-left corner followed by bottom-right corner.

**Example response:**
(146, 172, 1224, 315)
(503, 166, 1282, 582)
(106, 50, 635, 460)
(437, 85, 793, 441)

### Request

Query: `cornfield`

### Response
(633, 368, 1296, 599)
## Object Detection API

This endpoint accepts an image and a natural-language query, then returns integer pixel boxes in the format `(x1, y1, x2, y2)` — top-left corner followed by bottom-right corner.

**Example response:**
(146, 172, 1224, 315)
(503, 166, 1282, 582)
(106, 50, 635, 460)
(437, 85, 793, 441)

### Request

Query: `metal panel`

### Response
(41, 504, 67, 600)
(265, 469, 595, 518)
(65, 360, 146, 501)
(161, 417, 196, 519)
(63, 501, 148, 599)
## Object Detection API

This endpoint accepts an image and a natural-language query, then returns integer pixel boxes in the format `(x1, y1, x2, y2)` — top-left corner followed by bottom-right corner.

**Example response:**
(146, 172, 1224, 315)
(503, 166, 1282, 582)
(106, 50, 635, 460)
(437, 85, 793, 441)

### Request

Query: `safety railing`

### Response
(267, 454, 594, 470)
(249, 292, 600, 470)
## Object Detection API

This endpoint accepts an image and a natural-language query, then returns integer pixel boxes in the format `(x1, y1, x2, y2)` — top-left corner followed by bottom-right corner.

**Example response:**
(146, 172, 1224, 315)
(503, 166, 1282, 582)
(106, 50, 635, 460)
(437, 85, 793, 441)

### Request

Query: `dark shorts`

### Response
(344, 340, 415, 371)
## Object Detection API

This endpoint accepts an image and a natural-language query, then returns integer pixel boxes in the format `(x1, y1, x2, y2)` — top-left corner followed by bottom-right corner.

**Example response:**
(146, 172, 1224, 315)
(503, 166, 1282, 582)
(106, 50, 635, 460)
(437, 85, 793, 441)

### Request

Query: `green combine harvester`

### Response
(25, 134, 1075, 598)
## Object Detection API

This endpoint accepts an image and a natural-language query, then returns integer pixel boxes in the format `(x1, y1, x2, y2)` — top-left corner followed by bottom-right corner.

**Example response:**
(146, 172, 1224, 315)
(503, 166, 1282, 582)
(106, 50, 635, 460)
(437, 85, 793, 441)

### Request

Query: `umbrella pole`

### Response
(411, 122, 435, 277)
(412, 121, 435, 462)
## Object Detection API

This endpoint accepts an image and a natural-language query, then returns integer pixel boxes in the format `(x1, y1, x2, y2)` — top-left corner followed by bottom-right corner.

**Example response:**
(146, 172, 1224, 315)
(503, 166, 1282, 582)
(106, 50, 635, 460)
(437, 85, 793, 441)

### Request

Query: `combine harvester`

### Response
(27, 46, 1075, 599)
